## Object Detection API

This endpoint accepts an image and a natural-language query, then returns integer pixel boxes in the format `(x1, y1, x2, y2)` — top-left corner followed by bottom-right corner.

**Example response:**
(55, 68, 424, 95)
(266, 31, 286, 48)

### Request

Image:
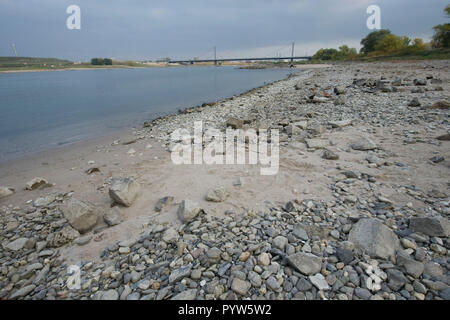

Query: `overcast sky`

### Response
(0, 0, 448, 61)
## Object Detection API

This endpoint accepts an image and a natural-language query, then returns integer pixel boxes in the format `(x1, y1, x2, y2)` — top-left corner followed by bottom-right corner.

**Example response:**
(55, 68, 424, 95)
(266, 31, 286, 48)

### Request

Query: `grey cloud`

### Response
(0, 0, 447, 60)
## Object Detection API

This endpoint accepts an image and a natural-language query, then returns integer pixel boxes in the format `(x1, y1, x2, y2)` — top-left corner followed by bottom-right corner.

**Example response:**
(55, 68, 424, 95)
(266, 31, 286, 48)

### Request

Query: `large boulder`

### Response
(177, 200, 202, 223)
(306, 139, 329, 149)
(286, 252, 322, 275)
(61, 198, 98, 233)
(103, 207, 123, 226)
(0, 186, 14, 199)
(348, 218, 399, 260)
(350, 137, 377, 151)
(205, 188, 229, 202)
(409, 216, 450, 237)
(109, 177, 140, 207)
(25, 177, 50, 190)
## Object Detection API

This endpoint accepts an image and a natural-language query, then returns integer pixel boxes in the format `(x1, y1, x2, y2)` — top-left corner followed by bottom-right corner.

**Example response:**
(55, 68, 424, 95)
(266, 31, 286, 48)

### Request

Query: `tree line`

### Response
(91, 58, 113, 65)
(312, 4, 449, 61)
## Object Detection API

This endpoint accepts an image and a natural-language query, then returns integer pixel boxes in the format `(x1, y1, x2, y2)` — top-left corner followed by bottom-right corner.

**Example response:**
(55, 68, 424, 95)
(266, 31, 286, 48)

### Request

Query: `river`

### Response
(0, 66, 296, 161)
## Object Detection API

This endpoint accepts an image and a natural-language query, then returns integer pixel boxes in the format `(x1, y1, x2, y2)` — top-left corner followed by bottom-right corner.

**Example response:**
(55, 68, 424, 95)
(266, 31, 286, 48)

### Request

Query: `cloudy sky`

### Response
(0, 0, 448, 61)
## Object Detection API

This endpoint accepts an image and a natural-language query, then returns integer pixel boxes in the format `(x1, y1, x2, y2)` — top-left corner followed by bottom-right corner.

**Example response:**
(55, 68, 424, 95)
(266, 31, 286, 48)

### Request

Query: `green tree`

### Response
(91, 58, 104, 65)
(410, 38, 427, 51)
(374, 34, 406, 53)
(103, 58, 113, 65)
(432, 4, 450, 48)
(312, 48, 340, 60)
(339, 45, 358, 59)
(401, 36, 411, 47)
(360, 29, 391, 54)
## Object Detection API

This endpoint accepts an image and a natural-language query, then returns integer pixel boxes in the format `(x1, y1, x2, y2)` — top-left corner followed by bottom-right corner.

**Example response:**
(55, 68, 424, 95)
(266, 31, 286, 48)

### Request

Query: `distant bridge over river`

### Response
(169, 56, 312, 64)
(165, 42, 313, 64)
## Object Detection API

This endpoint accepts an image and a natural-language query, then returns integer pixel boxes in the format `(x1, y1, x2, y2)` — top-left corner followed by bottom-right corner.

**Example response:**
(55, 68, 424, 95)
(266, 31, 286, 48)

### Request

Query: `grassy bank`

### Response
(0, 57, 165, 73)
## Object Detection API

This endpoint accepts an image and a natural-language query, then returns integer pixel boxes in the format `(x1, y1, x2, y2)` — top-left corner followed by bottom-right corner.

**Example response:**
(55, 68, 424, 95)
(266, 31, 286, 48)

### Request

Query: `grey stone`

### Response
(348, 218, 399, 259)
(396, 252, 424, 278)
(25, 178, 50, 190)
(0, 186, 14, 198)
(296, 278, 313, 291)
(61, 198, 98, 233)
(169, 264, 192, 283)
(226, 118, 244, 129)
(309, 274, 330, 290)
(9, 285, 36, 299)
(231, 278, 251, 296)
(322, 149, 339, 160)
(439, 288, 450, 300)
(109, 177, 140, 207)
(162, 227, 179, 244)
(4, 238, 33, 251)
(101, 289, 119, 300)
(287, 252, 322, 275)
(266, 276, 281, 291)
(177, 200, 202, 223)
(350, 137, 377, 151)
(292, 225, 309, 241)
(387, 269, 407, 291)
(47, 226, 79, 248)
(248, 271, 262, 287)
(272, 236, 288, 251)
(205, 188, 229, 202)
(409, 217, 450, 237)
(306, 139, 329, 149)
(336, 247, 354, 264)
(155, 196, 174, 212)
(354, 288, 372, 300)
(104, 207, 123, 226)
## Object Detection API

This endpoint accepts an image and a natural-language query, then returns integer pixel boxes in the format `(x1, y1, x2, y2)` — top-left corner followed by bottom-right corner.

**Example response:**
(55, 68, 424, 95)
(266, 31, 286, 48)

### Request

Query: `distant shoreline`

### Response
(0, 63, 331, 74)
(0, 65, 164, 74)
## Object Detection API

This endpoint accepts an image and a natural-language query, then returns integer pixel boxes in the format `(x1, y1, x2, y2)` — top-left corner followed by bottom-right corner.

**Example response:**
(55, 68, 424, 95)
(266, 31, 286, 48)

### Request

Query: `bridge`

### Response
(166, 42, 313, 64)
(169, 56, 312, 64)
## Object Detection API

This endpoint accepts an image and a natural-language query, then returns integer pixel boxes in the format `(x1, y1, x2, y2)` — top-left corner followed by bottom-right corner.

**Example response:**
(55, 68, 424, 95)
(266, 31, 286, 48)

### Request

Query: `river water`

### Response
(0, 66, 296, 162)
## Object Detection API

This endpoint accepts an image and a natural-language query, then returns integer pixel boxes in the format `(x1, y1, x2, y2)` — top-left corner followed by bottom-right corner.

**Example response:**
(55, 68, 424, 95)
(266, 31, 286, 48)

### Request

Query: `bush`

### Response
(312, 48, 340, 60)
(312, 45, 359, 61)
(374, 34, 407, 53)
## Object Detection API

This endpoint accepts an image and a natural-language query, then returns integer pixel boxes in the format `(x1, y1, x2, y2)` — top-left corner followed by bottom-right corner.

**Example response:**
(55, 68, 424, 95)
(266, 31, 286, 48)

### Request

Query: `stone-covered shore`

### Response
(0, 61, 449, 300)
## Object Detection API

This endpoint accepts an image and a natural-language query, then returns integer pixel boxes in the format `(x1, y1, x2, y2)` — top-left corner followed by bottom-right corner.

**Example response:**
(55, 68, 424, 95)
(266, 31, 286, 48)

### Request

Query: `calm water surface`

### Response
(0, 66, 296, 162)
